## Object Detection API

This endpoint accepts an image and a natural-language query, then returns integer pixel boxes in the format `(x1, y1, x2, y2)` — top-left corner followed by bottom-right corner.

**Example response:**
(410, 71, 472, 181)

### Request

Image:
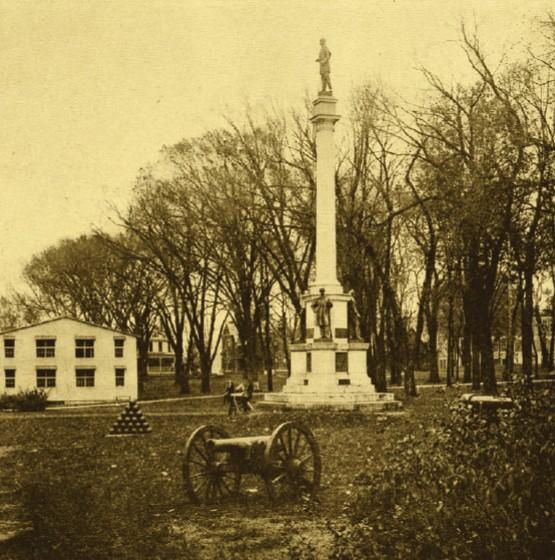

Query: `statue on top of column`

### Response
(315, 38, 332, 95)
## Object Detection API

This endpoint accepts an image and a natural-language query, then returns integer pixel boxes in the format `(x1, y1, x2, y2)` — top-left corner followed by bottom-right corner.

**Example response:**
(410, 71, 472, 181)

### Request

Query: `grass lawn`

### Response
(0, 386, 471, 559)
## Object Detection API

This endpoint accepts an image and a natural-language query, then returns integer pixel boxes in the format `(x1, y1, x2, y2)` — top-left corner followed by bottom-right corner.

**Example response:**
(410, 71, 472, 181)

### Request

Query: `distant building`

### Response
(437, 336, 524, 372)
(147, 335, 175, 376)
(0, 317, 137, 402)
(219, 323, 238, 375)
(146, 331, 227, 378)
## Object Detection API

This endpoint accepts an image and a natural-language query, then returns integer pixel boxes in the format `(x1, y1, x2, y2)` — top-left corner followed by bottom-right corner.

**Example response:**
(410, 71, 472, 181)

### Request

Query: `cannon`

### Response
(182, 421, 321, 503)
(461, 393, 513, 423)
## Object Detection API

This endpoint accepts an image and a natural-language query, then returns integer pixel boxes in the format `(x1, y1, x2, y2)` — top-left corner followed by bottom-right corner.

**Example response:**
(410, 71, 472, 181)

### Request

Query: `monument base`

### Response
(261, 339, 401, 412)
(262, 389, 400, 412)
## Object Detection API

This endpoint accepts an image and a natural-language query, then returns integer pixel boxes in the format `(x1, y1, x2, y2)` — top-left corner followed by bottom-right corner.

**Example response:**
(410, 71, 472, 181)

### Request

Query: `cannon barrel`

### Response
(460, 394, 513, 409)
(207, 435, 270, 453)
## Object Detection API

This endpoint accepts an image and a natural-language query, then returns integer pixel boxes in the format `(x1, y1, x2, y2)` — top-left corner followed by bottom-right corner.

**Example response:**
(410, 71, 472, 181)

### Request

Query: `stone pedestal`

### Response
(264, 290, 398, 411)
(263, 93, 399, 412)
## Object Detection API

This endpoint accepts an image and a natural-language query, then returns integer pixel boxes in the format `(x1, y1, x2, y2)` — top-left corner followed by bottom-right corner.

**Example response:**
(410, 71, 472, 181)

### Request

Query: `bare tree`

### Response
(119, 168, 227, 393)
(23, 233, 160, 393)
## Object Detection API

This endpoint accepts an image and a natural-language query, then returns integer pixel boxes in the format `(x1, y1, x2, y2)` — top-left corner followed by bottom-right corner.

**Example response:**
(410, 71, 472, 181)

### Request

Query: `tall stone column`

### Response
(262, 41, 399, 412)
(311, 96, 341, 293)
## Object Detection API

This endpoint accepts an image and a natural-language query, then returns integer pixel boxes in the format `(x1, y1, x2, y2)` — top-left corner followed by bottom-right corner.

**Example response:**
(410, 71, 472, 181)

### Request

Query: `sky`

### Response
(1, 0, 552, 294)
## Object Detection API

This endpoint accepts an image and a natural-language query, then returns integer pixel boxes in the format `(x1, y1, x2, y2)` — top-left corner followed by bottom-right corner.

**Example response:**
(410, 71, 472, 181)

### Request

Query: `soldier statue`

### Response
(311, 288, 333, 339)
(315, 38, 332, 94)
(347, 289, 362, 341)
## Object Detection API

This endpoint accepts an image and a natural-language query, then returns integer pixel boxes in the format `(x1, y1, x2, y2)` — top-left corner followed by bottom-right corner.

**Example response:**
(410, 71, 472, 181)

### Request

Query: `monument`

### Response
(264, 40, 399, 410)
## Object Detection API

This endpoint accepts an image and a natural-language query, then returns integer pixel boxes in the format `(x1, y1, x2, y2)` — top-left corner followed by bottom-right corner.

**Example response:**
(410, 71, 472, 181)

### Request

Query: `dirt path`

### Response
(169, 513, 333, 559)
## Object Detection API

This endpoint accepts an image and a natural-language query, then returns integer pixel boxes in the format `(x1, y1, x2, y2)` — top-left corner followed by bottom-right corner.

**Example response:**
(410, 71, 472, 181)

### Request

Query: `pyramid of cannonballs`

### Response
(108, 400, 152, 436)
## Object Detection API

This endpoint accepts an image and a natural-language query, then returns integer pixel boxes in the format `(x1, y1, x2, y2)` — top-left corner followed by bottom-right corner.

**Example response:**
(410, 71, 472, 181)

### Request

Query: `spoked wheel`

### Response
(183, 425, 241, 504)
(264, 421, 321, 501)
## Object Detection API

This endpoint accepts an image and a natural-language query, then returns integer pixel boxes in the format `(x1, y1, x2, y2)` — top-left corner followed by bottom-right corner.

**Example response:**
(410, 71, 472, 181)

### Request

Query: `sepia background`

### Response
(1, 0, 552, 293)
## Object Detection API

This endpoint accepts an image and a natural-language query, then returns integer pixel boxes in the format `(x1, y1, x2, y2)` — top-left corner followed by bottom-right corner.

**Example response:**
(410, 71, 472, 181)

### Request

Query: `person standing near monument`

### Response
(315, 38, 332, 94)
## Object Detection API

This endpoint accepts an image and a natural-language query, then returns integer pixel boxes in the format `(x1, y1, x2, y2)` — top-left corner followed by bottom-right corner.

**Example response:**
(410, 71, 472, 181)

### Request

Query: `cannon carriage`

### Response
(182, 421, 321, 503)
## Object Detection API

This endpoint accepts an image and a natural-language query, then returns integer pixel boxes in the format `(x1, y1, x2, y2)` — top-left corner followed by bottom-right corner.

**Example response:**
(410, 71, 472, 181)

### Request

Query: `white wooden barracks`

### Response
(0, 317, 137, 403)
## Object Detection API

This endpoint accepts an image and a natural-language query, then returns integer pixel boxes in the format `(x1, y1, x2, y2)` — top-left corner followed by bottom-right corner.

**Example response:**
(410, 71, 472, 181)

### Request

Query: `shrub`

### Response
(326, 380, 555, 559)
(14, 389, 49, 411)
(0, 389, 48, 412)
(0, 392, 16, 410)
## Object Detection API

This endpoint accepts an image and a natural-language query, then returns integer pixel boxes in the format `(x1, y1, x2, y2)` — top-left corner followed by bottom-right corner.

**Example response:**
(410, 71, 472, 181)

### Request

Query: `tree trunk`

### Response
(548, 269, 555, 371)
(236, 315, 260, 383)
(136, 337, 150, 398)
(503, 285, 519, 382)
(367, 341, 377, 386)
(366, 291, 379, 384)
(404, 358, 417, 397)
(262, 299, 273, 392)
(462, 309, 472, 383)
(534, 305, 550, 370)
(389, 294, 416, 397)
(413, 295, 426, 375)
(280, 304, 291, 378)
(404, 355, 418, 397)
(184, 331, 196, 387)
(374, 318, 387, 392)
(549, 292, 555, 371)
(454, 334, 460, 382)
(427, 309, 440, 383)
(265, 351, 273, 392)
(199, 352, 211, 394)
(521, 261, 534, 380)
(471, 330, 481, 390)
(446, 278, 454, 387)
(387, 306, 403, 386)
(480, 322, 497, 394)
(174, 337, 190, 394)
(505, 335, 515, 380)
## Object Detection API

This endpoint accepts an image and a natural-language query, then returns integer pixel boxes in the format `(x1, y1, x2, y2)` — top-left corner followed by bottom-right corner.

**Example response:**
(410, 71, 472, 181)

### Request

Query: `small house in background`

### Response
(147, 334, 175, 376)
(0, 317, 137, 403)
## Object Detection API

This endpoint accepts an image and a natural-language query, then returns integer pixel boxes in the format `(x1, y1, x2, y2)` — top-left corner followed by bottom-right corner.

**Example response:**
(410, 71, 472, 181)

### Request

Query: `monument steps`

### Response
(259, 397, 402, 412)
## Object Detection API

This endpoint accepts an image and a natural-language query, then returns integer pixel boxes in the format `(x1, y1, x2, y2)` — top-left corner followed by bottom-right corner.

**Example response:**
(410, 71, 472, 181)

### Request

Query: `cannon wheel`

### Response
(264, 421, 321, 501)
(183, 425, 241, 504)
